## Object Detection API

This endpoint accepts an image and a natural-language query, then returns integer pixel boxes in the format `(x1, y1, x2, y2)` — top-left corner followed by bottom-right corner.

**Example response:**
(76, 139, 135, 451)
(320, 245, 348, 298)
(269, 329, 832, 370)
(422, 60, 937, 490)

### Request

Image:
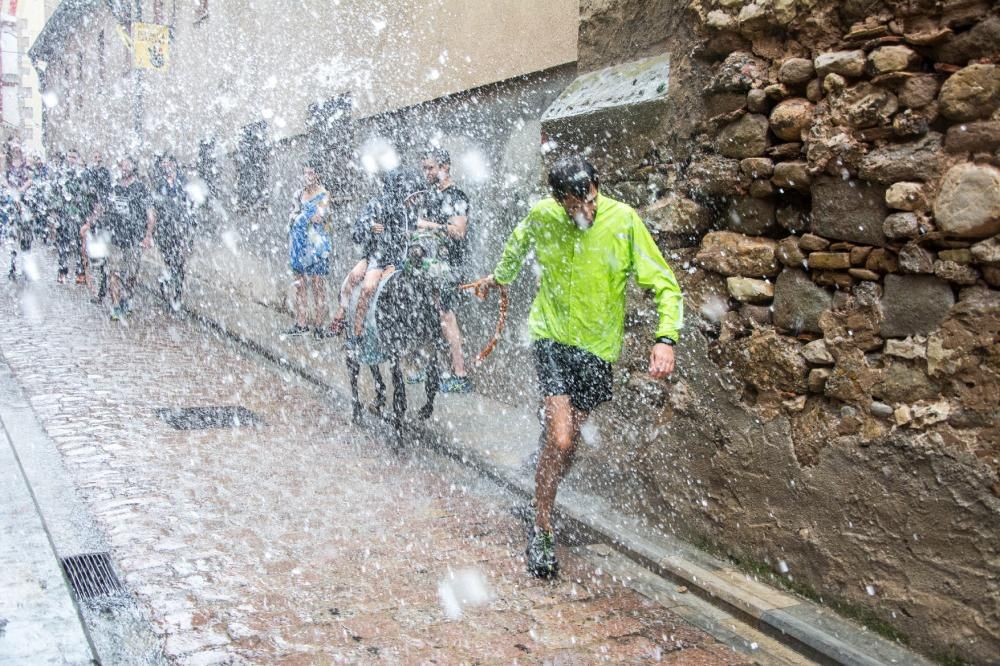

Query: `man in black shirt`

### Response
(418, 148, 472, 393)
(80, 151, 113, 294)
(105, 157, 153, 320)
(148, 154, 195, 307)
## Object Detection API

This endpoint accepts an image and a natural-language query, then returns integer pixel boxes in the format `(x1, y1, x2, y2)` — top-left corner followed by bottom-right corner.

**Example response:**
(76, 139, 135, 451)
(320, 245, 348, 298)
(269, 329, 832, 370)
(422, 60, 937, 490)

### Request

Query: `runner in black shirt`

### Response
(105, 157, 153, 320)
(418, 148, 472, 393)
(148, 154, 196, 308)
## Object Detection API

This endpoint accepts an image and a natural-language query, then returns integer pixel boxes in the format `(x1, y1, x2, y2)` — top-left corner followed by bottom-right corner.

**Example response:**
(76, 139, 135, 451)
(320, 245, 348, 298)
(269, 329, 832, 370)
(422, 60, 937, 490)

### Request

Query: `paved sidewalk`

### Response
(0, 363, 95, 665)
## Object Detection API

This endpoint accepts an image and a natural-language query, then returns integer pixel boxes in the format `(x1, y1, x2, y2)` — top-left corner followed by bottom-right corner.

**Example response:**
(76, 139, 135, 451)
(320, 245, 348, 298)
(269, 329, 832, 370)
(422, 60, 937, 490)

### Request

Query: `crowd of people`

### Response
(0, 140, 198, 319)
(289, 147, 474, 394)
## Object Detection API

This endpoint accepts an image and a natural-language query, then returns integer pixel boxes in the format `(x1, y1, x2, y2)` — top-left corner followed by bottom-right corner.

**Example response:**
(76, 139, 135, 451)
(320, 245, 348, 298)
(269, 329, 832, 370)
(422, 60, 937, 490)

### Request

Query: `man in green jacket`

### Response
(469, 156, 683, 578)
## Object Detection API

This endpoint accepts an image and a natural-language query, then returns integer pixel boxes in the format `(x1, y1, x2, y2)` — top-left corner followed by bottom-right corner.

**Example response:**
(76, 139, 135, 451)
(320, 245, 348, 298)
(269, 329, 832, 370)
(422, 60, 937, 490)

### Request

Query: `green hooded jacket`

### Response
(493, 194, 683, 363)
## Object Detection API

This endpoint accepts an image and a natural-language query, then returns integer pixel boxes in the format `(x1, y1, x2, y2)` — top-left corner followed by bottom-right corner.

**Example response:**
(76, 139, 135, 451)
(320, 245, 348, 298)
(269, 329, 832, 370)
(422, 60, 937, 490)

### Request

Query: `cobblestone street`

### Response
(0, 253, 753, 664)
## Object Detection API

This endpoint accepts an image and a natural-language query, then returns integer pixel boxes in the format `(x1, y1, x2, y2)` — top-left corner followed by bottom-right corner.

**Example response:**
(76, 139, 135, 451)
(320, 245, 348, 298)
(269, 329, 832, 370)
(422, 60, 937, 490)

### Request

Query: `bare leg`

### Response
(534, 395, 588, 532)
(293, 274, 307, 327)
(440, 310, 466, 377)
(353, 266, 394, 337)
(311, 275, 327, 327)
(332, 259, 367, 326)
(109, 270, 122, 307)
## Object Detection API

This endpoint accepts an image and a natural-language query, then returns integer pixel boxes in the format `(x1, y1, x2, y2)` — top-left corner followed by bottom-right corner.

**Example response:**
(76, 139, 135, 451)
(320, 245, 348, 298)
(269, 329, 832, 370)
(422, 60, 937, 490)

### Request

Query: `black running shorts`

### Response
(532, 338, 613, 413)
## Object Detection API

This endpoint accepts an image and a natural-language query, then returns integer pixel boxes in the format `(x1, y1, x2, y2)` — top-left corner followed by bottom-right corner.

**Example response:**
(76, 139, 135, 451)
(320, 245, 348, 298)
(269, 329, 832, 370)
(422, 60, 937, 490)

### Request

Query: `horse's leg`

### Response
(419, 353, 440, 420)
(370, 364, 386, 414)
(346, 355, 362, 425)
(390, 360, 406, 428)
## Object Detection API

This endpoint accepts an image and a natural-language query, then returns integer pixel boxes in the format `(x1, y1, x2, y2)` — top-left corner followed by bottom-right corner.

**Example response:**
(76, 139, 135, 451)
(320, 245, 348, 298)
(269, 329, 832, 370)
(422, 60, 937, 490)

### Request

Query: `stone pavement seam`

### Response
(142, 256, 936, 666)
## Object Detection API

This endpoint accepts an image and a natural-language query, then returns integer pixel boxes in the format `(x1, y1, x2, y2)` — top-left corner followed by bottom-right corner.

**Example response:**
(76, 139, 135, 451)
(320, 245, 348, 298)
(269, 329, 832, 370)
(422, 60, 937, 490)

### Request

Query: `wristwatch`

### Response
(655, 336, 675, 346)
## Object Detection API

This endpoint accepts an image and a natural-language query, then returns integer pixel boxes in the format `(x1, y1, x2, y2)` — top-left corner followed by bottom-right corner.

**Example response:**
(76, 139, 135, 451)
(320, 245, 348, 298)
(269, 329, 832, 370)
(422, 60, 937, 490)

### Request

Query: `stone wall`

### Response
(555, 1, 999, 663)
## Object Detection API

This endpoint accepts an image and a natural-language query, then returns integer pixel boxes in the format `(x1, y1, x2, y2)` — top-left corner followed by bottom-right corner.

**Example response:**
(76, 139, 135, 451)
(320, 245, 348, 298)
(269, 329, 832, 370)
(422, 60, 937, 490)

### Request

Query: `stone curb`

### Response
(0, 361, 98, 665)
(141, 260, 935, 666)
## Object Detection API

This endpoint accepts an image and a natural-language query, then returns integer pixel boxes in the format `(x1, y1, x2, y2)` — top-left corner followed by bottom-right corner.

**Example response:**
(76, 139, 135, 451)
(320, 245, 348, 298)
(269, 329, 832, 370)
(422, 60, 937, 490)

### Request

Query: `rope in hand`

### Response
(459, 279, 508, 365)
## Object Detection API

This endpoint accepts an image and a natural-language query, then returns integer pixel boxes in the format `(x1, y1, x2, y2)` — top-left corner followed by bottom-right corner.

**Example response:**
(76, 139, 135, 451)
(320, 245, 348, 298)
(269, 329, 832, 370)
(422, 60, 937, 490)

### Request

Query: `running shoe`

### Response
(439, 376, 473, 394)
(57, 272, 67, 284)
(526, 527, 559, 579)
(75, 273, 87, 285)
(312, 326, 336, 339)
(284, 324, 310, 336)
(405, 369, 427, 384)
(109, 305, 124, 321)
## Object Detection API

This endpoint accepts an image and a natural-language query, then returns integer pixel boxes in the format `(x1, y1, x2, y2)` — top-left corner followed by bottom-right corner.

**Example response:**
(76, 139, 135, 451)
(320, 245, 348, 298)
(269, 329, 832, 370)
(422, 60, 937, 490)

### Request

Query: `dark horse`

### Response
(345, 240, 442, 430)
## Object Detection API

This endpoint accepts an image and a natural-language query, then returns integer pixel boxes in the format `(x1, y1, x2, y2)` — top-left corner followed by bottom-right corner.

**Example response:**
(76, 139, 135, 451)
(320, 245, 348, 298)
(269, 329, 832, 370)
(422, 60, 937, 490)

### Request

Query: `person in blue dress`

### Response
(286, 165, 332, 337)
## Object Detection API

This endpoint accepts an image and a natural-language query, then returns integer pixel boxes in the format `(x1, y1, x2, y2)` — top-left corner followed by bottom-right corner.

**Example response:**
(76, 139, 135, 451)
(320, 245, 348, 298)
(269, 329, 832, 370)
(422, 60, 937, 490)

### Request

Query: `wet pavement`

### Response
(0, 251, 755, 664)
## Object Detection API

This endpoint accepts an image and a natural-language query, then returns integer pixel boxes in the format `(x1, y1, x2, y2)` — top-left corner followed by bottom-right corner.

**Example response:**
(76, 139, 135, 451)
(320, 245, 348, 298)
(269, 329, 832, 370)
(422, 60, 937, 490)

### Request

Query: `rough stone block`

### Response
(898, 242, 935, 274)
(885, 182, 929, 212)
(934, 260, 980, 285)
(898, 74, 939, 108)
(849, 268, 881, 281)
(779, 58, 814, 85)
(740, 157, 774, 178)
(802, 339, 834, 365)
(769, 99, 814, 142)
(776, 236, 806, 267)
(812, 271, 854, 290)
(970, 235, 1000, 264)
(944, 121, 1000, 154)
(867, 46, 920, 75)
(850, 246, 873, 266)
(810, 176, 888, 246)
(883, 212, 922, 240)
(687, 155, 746, 196)
(643, 194, 713, 245)
(808, 367, 831, 393)
(937, 248, 972, 264)
(717, 113, 771, 158)
(938, 64, 1000, 121)
(809, 252, 851, 270)
(881, 274, 955, 337)
(746, 88, 769, 113)
(772, 161, 810, 191)
(858, 132, 944, 184)
(695, 231, 779, 277)
(933, 163, 1000, 239)
(798, 233, 830, 252)
(773, 268, 833, 333)
(866, 248, 899, 273)
(726, 277, 774, 303)
(815, 50, 865, 78)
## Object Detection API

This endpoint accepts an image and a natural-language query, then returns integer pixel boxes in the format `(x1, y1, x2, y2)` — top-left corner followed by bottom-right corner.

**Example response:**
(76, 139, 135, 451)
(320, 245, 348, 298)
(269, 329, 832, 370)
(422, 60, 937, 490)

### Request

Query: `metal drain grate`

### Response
(155, 406, 264, 430)
(61, 552, 126, 599)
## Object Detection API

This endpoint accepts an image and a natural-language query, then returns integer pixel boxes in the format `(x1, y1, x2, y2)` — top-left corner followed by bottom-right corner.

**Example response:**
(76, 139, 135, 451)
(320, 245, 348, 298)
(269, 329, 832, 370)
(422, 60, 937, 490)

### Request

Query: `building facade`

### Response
(30, 0, 578, 162)
(2, 0, 53, 154)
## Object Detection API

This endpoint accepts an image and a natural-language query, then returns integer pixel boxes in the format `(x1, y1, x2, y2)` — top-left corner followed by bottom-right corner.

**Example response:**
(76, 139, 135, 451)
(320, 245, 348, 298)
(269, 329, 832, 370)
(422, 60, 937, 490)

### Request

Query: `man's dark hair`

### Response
(548, 156, 599, 202)
(422, 147, 451, 167)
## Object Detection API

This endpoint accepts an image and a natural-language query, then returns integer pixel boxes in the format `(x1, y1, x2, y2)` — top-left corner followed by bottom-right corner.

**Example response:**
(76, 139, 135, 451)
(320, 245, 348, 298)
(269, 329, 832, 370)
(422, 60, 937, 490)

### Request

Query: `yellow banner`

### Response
(133, 23, 169, 71)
